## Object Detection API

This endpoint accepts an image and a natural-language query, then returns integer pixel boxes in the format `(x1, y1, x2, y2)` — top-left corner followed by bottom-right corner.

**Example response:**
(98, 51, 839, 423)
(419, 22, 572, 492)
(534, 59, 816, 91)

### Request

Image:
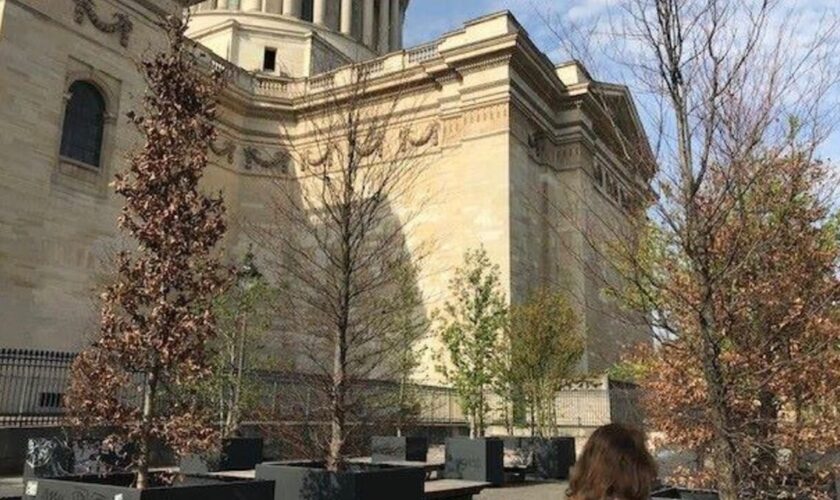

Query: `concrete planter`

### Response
(180, 437, 264, 474)
(501, 436, 575, 480)
(21, 472, 274, 500)
(370, 436, 428, 462)
(444, 437, 504, 486)
(255, 461, 425, 500)
(652, 487, 720, 499)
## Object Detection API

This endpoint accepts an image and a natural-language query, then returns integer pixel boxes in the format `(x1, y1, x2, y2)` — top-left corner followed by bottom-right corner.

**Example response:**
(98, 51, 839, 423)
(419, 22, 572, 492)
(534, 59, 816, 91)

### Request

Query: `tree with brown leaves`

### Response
(627, 151, 840, 498)
(535, 0, 840, 497)
(65, 17, 228, 489)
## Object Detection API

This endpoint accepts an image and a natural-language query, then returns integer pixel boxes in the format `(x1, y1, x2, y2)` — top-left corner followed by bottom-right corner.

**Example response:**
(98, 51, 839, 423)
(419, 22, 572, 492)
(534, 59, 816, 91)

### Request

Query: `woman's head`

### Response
(567, 423, 658, 500)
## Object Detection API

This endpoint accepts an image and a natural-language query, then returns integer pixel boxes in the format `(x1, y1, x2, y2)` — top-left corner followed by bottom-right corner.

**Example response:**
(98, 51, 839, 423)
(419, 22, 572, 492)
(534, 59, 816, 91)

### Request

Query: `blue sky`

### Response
(403, 0, 840, 162)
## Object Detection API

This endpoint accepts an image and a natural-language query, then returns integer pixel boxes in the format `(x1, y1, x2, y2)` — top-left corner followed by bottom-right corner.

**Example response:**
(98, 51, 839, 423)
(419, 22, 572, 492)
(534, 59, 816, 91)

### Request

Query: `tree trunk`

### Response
(698, 307, 739, 500)
(136, 370, 157, 489)
(327, 312, 348, 471)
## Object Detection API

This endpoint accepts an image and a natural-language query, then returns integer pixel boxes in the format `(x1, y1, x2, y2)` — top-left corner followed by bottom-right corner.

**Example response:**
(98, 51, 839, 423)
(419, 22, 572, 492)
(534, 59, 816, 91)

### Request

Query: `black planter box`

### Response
(444, 437, 504, 486)
(180, 437, 264, 473)
(370, 436, 428, 463)
(24, 438, 135, 478)
(21, 472, 274, 500)
(500, 436, 575, 480)
(652, 487, 720, 499)
(255, 461, 425, 500)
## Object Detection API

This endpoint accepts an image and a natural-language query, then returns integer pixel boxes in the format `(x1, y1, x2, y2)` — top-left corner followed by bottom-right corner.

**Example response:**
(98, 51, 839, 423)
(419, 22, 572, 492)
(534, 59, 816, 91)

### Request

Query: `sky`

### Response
(403, 0, 840, 163)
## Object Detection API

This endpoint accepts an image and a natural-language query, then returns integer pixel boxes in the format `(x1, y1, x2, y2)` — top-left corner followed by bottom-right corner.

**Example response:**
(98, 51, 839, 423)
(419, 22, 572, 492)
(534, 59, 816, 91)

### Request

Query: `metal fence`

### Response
(0, 349, 76, 427)
(0, 348, 641, 431)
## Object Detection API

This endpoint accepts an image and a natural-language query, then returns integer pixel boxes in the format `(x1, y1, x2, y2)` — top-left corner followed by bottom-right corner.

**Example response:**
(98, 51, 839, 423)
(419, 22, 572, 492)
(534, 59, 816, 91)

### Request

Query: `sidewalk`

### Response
(476, 481, 568, 500)
(0, 475, 568, 500)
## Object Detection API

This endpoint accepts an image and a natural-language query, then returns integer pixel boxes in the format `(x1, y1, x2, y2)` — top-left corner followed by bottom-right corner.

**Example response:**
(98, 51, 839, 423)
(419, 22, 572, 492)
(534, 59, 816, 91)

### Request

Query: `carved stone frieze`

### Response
(72, 0, 133, 48)
(399, 122, 440, 150)
(209, 139, 236, 164)
(305, 145, 331, 167)
(243, 146, 289, 173)
(528, 131, 547, 160)
(357, 132, 384, 158)
(442, 103, 509, 145)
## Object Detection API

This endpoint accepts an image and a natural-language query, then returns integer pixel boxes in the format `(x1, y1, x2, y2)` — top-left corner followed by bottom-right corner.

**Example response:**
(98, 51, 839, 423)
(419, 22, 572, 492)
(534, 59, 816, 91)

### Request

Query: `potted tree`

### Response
(497, 288, 583, 480)
(24, 17, 272, 500)
(181, 250, 276, 474)
(253, 65, 432, 499)
(435, 247, 507, 486)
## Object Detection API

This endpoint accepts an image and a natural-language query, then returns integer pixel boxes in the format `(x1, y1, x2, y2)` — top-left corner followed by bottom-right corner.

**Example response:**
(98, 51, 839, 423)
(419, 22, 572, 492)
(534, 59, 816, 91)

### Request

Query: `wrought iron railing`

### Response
(0, 349, 76, 427)
(0, 348, 640, 431)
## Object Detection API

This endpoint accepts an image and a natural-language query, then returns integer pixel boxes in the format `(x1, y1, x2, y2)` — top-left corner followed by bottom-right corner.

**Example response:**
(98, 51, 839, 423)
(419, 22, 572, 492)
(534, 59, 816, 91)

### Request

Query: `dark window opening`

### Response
(301, 0, 314, 22)
(38, 392, 63, 409)
(263, 47, 277, 72)
(60, 81, 105, 168)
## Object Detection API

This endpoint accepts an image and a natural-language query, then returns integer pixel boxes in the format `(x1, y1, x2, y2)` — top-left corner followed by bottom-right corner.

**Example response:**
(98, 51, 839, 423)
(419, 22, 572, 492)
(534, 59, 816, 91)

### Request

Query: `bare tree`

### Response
(532, 0, 840, 497)
(255, 65, 434, 470)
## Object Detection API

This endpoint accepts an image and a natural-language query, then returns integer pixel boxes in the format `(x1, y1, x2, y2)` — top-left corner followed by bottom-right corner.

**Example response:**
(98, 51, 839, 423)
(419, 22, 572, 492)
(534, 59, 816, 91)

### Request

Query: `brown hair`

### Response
(567, 423, 658, 500)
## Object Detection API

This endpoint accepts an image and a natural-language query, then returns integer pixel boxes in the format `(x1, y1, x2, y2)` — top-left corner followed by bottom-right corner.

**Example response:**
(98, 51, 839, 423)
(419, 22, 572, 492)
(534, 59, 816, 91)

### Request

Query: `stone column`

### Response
(217, 0, 229, 8)
(242, 0, 261, 11)
(313, 0, 327, 25)
(283, 0, 301, 18)
(362, 0, 375, 48)
(341, 0, 353, 35)
(378, 0, 390, 53)
(389, 0, 400, 49)
(264, 0, 282, 13)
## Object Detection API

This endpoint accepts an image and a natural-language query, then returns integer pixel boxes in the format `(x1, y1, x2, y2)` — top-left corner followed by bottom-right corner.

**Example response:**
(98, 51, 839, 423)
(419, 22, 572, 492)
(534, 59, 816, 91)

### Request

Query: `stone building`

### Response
(0, 0, 654, 381)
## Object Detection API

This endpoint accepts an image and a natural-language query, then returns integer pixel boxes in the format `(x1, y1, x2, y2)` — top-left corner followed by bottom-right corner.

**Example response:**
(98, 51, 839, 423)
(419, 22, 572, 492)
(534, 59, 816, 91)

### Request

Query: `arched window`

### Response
(60, 81, 105, 168)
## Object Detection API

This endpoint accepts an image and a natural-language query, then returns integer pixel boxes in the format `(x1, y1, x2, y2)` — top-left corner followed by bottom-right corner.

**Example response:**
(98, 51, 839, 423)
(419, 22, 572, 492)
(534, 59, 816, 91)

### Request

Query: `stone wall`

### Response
(0, 5, 652, 383)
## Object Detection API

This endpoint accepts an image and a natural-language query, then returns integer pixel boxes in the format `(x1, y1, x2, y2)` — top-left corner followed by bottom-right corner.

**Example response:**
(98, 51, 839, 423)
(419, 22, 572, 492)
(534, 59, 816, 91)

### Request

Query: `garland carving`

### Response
(400, 122, 439, 150)
(243, 146, 289, 172)
(209, 139, 236, 164)
(72, 0, 133, 48)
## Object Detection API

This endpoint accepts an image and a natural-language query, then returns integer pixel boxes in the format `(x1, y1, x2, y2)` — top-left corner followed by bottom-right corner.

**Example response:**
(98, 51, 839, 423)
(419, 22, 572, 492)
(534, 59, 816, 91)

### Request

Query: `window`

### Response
(60, 81, 105, 168)
(263, 47, 277, 72)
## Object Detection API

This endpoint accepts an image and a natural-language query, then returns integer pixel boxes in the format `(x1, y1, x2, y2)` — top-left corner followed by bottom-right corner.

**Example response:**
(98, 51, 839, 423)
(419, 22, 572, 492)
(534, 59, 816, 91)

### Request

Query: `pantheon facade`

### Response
(0, 0, 654, 381)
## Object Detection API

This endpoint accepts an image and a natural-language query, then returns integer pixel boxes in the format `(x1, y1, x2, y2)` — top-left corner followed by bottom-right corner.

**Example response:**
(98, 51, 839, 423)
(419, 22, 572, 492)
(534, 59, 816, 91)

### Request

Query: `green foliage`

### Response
(205, 249, 279, 438)
(436, 246, 507, 437)
(503, 288, 584, 437)
(381, 260, 429, 434)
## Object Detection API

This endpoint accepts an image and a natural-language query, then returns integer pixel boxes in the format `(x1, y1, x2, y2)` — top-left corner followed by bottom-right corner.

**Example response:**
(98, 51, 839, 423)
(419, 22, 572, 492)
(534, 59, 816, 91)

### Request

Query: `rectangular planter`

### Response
(501, 437, 575, 480)
(444, 437, 504, 486)
(24, 438, 137, 478)
(370, 436, 428, 463)
(180, 437, 264, 474)
(652, 487, 720, 499)
(255, 461, 425, 500)
(22, 472, 274, 500)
